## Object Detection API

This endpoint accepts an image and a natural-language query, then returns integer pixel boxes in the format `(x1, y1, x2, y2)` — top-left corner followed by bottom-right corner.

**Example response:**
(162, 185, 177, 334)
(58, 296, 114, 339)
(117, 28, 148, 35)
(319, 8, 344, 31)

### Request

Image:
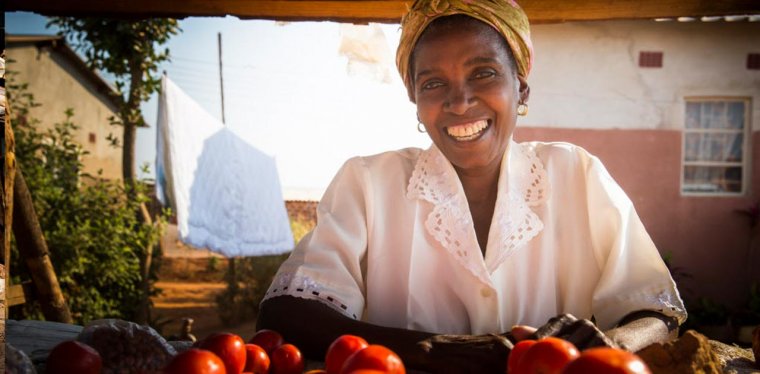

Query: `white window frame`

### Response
(681, 96, 752, 197)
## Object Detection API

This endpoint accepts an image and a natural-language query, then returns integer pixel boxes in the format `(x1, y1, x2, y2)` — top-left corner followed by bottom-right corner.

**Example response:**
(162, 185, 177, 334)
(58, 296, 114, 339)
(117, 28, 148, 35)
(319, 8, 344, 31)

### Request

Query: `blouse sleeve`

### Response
(262, 157, 369, 320)
(584, 153, 687, 330)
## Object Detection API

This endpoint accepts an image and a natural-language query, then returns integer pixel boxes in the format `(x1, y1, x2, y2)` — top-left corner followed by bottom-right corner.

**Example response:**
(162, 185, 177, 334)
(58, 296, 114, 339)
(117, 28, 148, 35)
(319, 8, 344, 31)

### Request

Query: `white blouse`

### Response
(263, 140, 686, 334)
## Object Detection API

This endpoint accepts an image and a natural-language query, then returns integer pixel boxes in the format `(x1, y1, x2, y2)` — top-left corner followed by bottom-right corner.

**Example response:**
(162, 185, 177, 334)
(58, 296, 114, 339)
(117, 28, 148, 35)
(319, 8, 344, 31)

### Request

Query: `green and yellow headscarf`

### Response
(396, 0, 534, 100)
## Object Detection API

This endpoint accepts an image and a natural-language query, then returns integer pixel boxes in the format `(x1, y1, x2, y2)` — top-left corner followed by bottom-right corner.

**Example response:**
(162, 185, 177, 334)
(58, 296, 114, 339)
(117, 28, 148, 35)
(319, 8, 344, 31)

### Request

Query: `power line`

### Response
(171, 54, 263, 70)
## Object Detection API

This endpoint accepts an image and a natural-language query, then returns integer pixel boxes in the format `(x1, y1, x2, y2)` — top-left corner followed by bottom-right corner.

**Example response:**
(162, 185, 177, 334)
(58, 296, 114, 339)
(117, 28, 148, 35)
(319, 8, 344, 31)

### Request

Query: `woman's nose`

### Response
(443, 84, 476, 115)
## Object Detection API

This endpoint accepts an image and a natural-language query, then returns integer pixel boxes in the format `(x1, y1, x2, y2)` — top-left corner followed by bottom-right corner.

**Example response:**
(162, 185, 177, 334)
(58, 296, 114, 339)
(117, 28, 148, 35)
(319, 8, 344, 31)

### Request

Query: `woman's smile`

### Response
(446, 119, 491, 142)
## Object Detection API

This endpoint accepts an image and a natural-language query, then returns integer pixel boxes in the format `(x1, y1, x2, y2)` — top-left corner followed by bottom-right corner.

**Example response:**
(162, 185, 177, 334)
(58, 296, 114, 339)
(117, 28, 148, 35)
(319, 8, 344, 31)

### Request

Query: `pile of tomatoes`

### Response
(507, 337, 651, 374)
(46, 329, 406, 374)
(45, 328, 653, 374)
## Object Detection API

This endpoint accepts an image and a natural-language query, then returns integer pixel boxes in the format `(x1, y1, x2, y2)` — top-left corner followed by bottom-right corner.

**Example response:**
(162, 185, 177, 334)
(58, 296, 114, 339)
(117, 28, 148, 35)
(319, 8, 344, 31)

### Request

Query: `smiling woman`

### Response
(249, 0, 688, 372)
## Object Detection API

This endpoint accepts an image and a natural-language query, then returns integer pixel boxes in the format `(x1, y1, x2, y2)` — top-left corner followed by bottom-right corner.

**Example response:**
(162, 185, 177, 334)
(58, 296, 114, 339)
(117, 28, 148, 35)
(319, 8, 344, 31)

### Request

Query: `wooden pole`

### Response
(1, 62, 15, 374)
(217, 32, 226, 125)
(217, 32, 238, 320)
(12, 166, 73, 323)
(134, 201, 154, 325)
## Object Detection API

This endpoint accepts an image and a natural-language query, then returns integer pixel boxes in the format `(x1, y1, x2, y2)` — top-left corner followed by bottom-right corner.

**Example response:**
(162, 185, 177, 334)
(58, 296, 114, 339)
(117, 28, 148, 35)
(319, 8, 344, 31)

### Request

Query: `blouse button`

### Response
(480, 288, 493, 298)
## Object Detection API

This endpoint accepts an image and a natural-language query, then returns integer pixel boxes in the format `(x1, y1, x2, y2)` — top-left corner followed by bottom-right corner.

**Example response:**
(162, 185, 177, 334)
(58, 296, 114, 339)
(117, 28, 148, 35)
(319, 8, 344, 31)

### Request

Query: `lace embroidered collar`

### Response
(406, 140, 550, 286)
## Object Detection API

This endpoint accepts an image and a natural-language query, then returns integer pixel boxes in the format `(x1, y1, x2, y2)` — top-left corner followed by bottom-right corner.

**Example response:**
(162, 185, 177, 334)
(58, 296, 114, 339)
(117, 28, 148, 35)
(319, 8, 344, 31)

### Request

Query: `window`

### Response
(639, 51, 663, 68)
(682, 98, 751, 195)
(748, 53, 760, 70)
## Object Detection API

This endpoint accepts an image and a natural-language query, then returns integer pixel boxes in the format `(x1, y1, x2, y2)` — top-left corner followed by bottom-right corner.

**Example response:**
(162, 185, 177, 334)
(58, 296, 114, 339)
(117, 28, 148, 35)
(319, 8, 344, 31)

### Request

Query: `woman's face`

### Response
(412, 18, 529, 174)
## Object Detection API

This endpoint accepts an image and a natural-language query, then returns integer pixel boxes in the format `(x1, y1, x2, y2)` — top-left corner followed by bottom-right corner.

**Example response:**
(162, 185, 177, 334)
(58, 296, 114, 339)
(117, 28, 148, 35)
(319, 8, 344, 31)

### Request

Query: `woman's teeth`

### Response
(446, 120, 489, 141)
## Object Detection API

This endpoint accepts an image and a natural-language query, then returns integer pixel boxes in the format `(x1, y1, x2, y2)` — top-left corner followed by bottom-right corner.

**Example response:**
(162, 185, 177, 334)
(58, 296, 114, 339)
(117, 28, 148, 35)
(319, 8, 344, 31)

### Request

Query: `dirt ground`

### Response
(152, 280, 259, 341)
(151, 228, 259, 341)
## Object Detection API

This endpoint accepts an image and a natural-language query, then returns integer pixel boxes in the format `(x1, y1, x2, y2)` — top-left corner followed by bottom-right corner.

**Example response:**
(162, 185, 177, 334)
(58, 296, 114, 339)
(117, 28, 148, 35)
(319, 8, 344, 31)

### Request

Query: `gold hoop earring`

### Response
(417, 122, 427, 133)
(517, 103, 529, 116)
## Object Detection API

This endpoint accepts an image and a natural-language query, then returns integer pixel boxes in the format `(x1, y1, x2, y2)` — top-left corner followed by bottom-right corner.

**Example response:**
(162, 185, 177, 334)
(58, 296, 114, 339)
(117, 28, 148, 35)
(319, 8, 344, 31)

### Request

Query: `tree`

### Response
(47, 17, 180, 184)
(47, 18, 179, 323)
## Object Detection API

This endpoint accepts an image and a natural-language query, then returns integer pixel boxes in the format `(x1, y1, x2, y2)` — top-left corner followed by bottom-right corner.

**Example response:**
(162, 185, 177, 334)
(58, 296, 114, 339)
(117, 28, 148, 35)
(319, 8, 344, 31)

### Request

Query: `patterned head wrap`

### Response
(396, 0, 533, 100)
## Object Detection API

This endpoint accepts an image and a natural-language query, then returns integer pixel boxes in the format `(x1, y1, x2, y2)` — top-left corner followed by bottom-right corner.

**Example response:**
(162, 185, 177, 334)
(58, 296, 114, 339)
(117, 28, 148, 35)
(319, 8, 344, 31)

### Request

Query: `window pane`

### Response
(727, 102, 745, 129)
(683, 166, 742, 193)
(688, 101, 746, 130)
(707, 102, 727, 129)
(685, 102, 701, 129)
(684, 132, 743, 162)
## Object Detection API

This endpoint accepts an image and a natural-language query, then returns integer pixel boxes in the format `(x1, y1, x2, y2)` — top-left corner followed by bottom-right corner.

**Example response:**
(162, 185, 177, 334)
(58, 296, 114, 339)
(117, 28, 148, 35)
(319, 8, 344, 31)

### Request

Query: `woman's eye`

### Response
(473, 70, 496, 79)
(421, 81, 444, 90)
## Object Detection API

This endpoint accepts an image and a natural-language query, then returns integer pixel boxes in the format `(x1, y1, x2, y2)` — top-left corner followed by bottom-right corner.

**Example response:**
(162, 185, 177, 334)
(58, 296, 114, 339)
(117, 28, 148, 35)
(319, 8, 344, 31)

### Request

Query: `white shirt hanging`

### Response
(156, 76, 293, 257)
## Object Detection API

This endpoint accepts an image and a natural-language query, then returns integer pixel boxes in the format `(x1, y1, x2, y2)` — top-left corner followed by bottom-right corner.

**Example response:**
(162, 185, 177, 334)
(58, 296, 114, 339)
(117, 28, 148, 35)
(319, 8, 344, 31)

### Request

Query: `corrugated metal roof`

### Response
(656, 14, 760, 22)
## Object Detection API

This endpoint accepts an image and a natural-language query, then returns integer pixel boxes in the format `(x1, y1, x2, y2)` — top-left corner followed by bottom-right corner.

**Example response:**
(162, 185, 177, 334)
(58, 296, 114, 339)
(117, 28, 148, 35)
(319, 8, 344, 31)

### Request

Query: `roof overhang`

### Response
(7, 0, 760, 24)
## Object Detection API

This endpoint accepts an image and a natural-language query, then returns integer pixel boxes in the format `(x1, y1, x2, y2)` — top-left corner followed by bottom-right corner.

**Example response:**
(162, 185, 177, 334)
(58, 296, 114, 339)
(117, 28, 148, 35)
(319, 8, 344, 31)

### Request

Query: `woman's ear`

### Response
(517, 75, 530, 104)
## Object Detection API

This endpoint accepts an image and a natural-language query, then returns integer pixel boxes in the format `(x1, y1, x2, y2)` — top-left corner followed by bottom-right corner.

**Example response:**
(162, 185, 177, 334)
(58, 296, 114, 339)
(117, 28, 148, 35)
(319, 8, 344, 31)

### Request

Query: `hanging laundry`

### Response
(156, 76, 294, 257)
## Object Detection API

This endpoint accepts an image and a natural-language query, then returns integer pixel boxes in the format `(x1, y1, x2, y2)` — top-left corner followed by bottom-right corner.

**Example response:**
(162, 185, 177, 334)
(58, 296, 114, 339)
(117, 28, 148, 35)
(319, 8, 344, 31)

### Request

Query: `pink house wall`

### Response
(514, 127, 760, 308)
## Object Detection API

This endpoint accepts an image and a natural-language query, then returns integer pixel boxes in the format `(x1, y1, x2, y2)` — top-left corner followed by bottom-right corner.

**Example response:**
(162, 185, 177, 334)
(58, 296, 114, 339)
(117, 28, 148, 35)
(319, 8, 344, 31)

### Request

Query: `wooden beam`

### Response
(7, 284, 29, 307)
(7, 0, 410, 23)
(7, 0, 760, 23)
(1, 74, 13, 374)
(12, 167, 73, 324)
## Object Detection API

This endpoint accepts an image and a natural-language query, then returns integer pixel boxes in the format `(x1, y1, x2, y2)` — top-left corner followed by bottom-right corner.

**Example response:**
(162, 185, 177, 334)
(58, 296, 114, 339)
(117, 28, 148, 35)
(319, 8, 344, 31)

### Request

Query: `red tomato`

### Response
(513, 337, 580, 374)
(507, 339, 537, 373)
(244, 344, 270, 374)
(561, 347, 651, 374)
(325, 335, 370, 374)
(270, 343, 305, 374)
(199, 333, 247, 374)
(344, 371, 389, 374)
(163, 348, 227, 374)
(249, 329, 285, 355)
(46, 340, 102, 374)
(339, 345, 405, 374)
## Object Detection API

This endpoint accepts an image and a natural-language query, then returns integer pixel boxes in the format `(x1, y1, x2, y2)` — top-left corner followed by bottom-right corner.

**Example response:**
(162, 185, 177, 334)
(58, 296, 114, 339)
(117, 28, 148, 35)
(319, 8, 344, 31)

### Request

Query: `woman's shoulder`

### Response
(345, 147, 424, 173)
(519, 140, 599, 167)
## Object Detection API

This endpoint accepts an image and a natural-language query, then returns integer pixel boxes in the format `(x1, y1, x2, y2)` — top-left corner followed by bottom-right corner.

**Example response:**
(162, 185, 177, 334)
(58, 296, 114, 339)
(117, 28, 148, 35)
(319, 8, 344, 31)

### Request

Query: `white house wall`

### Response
(524, 20, 760, 131)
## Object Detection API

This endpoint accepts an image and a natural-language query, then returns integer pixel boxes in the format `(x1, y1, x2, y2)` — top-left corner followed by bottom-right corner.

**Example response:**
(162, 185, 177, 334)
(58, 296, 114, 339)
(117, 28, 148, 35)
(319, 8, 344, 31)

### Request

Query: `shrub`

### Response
(9, 75, 165, 324)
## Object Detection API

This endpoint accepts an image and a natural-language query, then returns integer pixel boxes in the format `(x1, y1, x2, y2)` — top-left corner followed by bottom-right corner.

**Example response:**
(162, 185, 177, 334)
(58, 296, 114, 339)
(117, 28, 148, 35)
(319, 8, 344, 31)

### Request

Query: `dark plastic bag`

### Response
(5, 343, 37, 374)
(77, 319, 177, 374)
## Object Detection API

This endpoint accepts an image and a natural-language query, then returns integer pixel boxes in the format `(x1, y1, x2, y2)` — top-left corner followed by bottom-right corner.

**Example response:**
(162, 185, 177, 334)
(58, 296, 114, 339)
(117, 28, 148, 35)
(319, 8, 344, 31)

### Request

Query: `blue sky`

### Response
(7, 12, 430, 198)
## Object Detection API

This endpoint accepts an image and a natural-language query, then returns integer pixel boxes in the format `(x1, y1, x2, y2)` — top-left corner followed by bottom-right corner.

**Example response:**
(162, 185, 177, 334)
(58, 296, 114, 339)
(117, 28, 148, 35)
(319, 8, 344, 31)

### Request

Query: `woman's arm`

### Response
(511, 311, 679, 352)
(258, 296, 513, 372)
(604, 310, 679, 352)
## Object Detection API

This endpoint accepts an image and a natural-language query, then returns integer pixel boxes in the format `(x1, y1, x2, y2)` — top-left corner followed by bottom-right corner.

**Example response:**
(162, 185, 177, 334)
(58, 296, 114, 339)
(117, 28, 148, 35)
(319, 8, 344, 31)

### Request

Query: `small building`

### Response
(7, 34, 125, 180)
(514, 18, 760, 308)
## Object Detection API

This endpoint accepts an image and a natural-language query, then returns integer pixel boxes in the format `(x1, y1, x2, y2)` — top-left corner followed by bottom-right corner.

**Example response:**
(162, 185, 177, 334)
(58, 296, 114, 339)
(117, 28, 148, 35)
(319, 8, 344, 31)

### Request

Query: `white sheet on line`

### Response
(156, 76, 293, 257)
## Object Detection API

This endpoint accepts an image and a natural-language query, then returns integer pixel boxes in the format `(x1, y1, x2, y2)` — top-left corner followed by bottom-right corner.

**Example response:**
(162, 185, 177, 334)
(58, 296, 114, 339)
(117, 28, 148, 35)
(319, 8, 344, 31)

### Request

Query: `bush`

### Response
(9, 75, 165, 324)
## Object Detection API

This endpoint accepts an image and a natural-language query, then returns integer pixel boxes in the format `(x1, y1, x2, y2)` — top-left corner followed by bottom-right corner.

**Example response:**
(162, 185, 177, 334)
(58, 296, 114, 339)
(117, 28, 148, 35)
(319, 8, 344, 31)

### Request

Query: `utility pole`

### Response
(218, 32, 237, 319)
(217, 32, 226, 125)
